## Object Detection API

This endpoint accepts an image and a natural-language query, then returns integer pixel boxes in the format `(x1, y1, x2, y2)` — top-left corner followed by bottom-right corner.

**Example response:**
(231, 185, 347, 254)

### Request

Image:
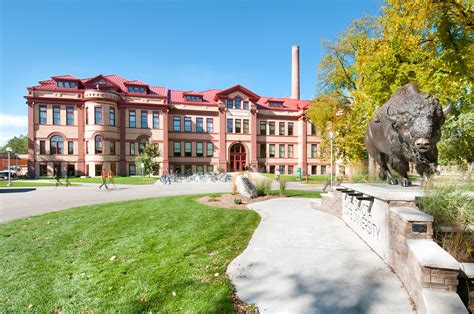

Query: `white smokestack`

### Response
(291, 45, 300, 100)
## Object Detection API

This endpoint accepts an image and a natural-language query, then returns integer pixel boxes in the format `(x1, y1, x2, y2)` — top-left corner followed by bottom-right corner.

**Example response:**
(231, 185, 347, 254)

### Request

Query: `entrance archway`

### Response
(229, 143, 247, 172)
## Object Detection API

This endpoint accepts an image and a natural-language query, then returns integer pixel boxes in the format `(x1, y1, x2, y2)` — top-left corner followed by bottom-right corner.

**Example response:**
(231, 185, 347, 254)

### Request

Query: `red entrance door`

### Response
(229, 143, 247, 172)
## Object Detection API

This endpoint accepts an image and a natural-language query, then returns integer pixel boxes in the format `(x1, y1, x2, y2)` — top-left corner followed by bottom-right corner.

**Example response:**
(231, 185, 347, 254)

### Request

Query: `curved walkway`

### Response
(0, 182, 232, 223)
(227, 198, 414, 313)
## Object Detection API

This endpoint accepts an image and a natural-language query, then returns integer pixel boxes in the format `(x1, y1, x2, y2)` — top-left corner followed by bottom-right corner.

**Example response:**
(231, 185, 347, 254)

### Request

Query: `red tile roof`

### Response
(52, 75, 80, 80)
(214, 84, 259, 102)
(257, 96, 310, 111)
(124, 80, 147, 86)
(29, 74, 310, 109)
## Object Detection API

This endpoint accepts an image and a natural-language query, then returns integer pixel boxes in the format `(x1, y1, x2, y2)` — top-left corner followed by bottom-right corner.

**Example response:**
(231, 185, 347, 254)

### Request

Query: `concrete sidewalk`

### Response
(0, 178, 319, 223)
(227, 198, 414, 314)
(0, 182, 232, 223)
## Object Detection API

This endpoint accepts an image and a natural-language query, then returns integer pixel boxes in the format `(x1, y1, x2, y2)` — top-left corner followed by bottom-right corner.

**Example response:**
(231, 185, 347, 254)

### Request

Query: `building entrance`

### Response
(229, 143, 246, 172)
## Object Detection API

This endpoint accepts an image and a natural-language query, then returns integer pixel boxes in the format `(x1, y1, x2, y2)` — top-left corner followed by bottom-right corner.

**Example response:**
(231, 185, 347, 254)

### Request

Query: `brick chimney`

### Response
(291, 45, 300, 100)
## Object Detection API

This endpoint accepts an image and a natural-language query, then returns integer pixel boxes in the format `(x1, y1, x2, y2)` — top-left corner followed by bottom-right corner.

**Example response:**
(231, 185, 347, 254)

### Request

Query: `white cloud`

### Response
(0, 113, 28, 146)
(0, 113, 28, 127)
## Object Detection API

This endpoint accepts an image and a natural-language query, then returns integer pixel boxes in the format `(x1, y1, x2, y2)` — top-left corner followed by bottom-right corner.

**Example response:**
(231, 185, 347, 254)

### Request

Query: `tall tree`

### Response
(307, 16, 379, 162)
(135, 143, 161, 177)
(1, 135, 28, 154)
(308, 0, 473, 167)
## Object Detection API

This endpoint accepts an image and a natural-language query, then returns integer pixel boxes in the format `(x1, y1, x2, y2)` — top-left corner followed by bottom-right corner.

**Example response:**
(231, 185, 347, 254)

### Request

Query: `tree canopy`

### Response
(1, 135, 28, 154)
(307, 0, 473, 167)
(135, 142, 161, 177)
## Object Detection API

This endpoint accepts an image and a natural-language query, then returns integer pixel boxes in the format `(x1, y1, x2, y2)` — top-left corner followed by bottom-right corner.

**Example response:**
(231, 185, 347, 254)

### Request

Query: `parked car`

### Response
(0, 167, 20, 180)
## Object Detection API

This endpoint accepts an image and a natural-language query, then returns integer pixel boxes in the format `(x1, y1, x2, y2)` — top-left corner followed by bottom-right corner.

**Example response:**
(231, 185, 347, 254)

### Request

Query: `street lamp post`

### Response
(329, 131, 335, 190)
(6, 147, 12, 187)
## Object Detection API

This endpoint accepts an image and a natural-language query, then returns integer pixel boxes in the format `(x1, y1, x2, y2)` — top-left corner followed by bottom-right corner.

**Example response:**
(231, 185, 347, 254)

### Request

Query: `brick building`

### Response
(26, 46, 327, 177)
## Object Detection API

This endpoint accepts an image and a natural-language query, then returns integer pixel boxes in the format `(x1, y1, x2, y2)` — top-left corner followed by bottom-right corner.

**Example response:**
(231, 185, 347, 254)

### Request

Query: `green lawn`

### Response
(0, 181, 57, 187)
(0, 195, 260, 312)
(66, 176, 159, 185)
(262, 173, 331, 182)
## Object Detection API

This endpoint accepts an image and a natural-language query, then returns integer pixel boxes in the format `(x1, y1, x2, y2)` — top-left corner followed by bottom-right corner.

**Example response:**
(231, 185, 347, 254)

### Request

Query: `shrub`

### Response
(417, 181, 474, 262)
(349, 160, 369, 183)
(418, 184, 473, 227)
(279, 177, 288, 196)
(216, 167, 225, 174)
(234, 198, 242, 205)
(256, 179, 272, 197)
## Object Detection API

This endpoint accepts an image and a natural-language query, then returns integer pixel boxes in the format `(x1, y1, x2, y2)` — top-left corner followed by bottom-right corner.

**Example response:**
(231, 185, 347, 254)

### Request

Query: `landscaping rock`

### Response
(236, 176, 257, 198)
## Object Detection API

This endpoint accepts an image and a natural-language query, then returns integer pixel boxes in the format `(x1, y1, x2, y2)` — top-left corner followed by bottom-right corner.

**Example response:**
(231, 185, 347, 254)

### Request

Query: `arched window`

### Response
(50, 135, 64, 154)
(95, 135, 103, 154)
(139, 138, 148, 154)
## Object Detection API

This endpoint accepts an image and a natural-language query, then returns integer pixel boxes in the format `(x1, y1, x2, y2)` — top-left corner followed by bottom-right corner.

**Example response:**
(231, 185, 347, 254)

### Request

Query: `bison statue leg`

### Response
(391, 158, 411, 187)
(373, 152, 399, 185)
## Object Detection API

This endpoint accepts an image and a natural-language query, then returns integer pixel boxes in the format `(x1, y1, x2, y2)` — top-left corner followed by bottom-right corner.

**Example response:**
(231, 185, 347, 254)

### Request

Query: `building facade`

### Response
(26, 74, 326, 177)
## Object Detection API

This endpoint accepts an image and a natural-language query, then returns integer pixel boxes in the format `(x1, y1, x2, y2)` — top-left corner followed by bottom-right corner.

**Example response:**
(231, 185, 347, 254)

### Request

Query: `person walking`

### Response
(165, 169, 172, 185)
(169, 169, 174, 184)
(65, 168, 71, 187)
(275, 168, 281, 182)
(54, 168, 62, 187)
(99, 169, 108, 190)
(108, 170, 116, 189)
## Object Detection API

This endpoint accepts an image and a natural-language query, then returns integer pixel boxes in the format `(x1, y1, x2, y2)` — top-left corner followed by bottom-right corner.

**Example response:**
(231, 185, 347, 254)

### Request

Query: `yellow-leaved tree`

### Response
(307, 0, 473, 171)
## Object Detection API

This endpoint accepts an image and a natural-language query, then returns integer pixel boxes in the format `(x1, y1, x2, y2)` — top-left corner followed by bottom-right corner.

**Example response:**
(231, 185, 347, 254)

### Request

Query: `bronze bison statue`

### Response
(364, 83, 450, 187)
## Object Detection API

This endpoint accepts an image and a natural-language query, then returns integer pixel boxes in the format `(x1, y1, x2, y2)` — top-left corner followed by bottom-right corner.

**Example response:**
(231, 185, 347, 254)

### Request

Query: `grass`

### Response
(261, 173, 331, 182)
(0, 181, 57, 187)
(65, 176, 158, 185)
(270, 189, 322, 198)
(417, 178, 474, 262)
(0, 195, 260, 312)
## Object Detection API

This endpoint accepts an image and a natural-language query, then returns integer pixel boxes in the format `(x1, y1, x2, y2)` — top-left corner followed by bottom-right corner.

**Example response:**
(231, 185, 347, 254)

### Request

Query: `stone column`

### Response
(298, 116, 308, 175)
(27, 102, 35, 178)
(250, 106, 258, 171)
(161, 107, 169, 174)
(119, 105, 127, 176)
(77, 104, 86, 176)
(218, 106, 227, 171)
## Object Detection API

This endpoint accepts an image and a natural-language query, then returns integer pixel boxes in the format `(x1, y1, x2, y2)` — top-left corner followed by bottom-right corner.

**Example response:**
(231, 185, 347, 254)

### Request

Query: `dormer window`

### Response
(185, 95, 202, 102)
(98, 79, 107, 84)
(269, 101, 284, 108)
(128, 86, 146, 93)
(57, 81, 77, 88)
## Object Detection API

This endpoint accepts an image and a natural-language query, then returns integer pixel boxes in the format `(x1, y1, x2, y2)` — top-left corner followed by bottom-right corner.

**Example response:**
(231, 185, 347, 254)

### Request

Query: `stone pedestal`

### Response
(325, 183, 467, 314)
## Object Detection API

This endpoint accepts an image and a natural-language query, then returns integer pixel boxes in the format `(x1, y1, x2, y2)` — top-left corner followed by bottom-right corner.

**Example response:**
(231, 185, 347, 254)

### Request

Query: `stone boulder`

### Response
(236, 175, 257, 198)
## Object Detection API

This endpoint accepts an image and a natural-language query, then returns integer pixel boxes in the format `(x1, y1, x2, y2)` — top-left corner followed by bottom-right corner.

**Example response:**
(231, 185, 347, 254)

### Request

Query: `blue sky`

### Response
(0, 0, 382, 144)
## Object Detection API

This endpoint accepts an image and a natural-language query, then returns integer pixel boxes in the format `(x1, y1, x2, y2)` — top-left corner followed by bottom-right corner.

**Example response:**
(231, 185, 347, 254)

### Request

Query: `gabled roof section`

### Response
(214, 84, 259, 102)
(83, 74, 124, 91)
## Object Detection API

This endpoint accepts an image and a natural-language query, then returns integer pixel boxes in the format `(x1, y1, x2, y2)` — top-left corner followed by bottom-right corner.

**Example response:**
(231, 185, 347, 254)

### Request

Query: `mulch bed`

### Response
(196, 193, 280, 210)
(232, 290, 259, 313)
